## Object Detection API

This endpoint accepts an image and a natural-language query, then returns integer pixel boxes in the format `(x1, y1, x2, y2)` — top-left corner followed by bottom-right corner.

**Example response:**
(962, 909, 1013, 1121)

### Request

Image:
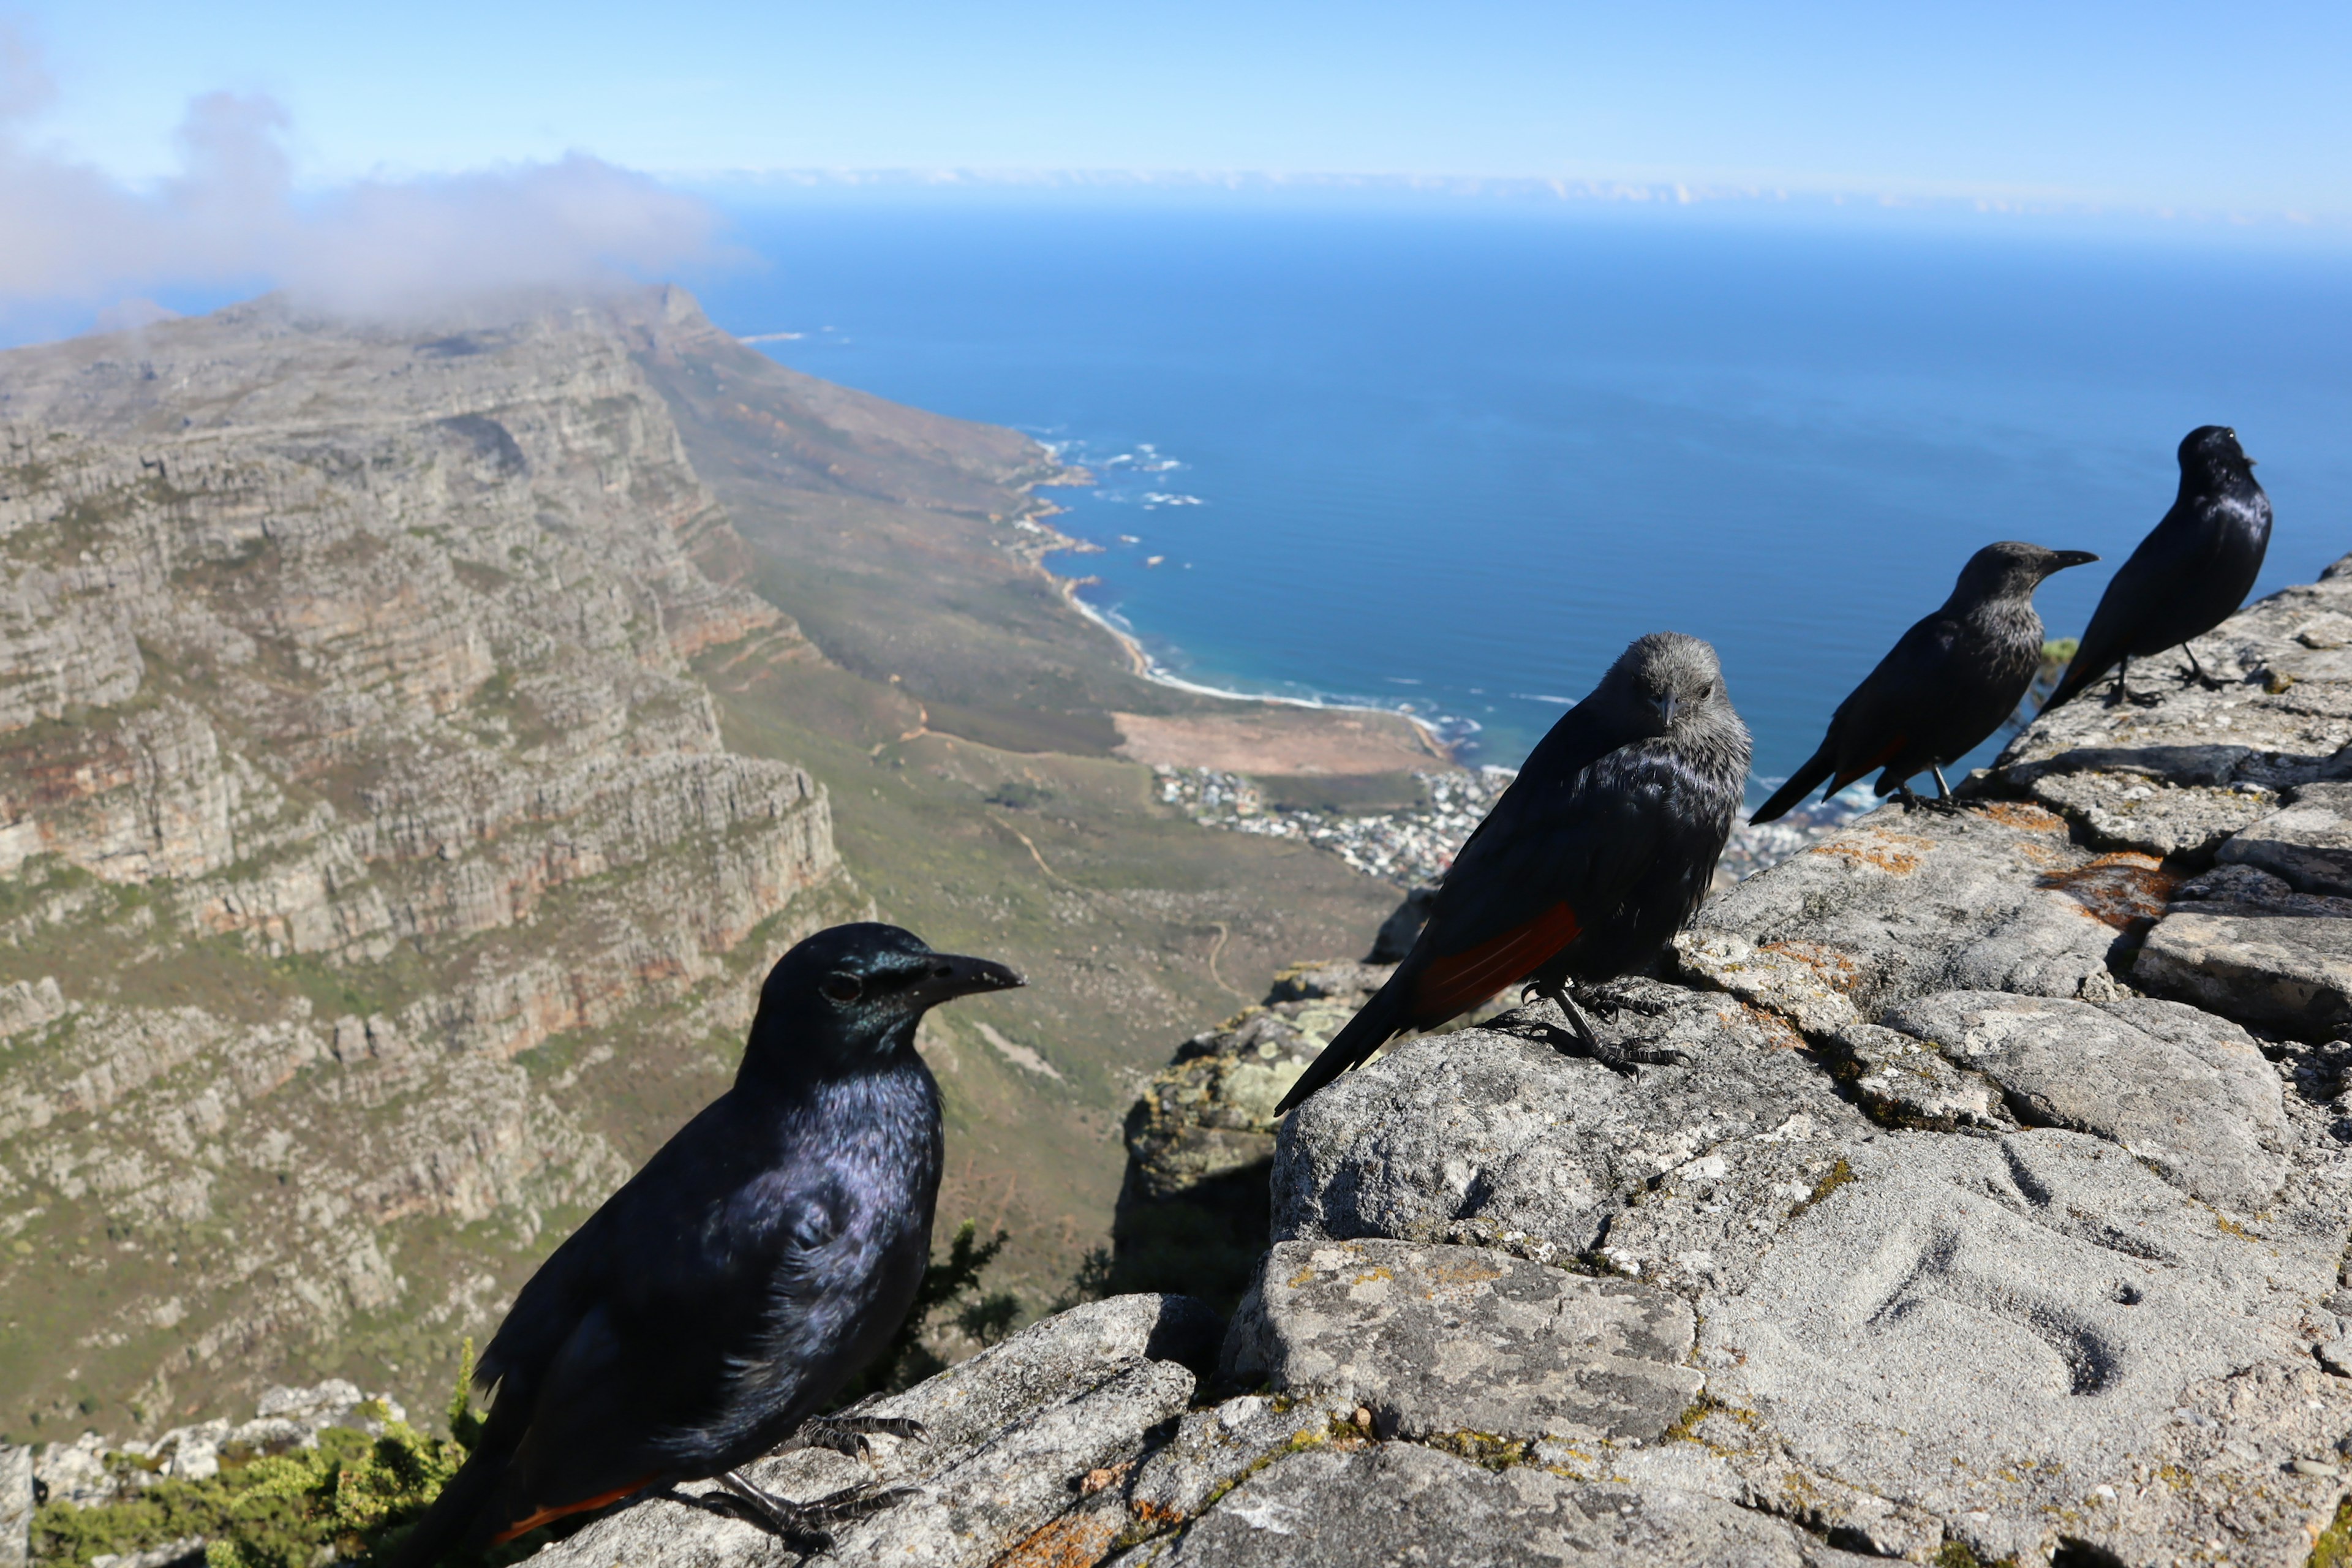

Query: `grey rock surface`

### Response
(531, 1294, 1212, 1568)
(1684, 799, 2154, 1019)
(2218, 780, 2352, 893)
(1102, 1441, 1877, 1567)
(2139, 902, 2352, 1037)
(1221, 1239, 1701, 1444)
(1874, 990, 2289, 1208)
(1271, 990, 1871, 1298)
(0, 1444, 27, 1568)
(1694, 1129, 2350, 1564)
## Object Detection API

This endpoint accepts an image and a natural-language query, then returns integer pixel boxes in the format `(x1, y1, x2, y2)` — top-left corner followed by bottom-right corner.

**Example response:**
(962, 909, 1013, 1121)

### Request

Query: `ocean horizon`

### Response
(686, 197, 2352, 796)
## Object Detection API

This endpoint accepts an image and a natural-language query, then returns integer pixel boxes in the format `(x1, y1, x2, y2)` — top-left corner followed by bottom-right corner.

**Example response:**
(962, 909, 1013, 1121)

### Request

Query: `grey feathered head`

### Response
(1953, 541, 2099, 603)
(1607, 631, 1747, 749)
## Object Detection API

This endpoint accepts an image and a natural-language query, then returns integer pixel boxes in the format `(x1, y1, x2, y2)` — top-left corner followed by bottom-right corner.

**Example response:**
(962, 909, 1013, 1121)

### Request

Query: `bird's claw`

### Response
(715, 1471, 916, 1555)
(784, 1412, 927, 1461)
(1908, 795, 1967, 816)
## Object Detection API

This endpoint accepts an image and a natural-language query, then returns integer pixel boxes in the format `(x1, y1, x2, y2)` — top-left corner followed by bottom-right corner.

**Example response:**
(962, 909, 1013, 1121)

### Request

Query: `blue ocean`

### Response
(683, 197, 2352, 791)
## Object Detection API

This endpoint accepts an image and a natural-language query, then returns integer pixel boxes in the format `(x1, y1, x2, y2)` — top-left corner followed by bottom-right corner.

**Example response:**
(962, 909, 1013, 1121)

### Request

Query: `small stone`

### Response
(2293, 1458, 2343, 1477)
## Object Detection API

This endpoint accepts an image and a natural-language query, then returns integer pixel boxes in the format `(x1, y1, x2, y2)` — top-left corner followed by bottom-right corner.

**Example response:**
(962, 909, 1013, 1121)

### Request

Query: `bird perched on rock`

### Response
(2043, 425, 2271, 710)
(1749, 541, 2098, 823)
(1273, 632, 1749, 1114)
(381, 924, 1022, 1567)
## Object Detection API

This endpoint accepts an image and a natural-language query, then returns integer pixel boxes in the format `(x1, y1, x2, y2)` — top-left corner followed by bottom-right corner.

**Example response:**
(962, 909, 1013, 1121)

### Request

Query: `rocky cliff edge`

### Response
(439, 557, 2352, 1567)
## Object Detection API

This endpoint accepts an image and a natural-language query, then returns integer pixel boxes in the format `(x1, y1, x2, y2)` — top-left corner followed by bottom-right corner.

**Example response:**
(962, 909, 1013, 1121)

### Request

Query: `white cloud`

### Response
(0, 24, 720, 322)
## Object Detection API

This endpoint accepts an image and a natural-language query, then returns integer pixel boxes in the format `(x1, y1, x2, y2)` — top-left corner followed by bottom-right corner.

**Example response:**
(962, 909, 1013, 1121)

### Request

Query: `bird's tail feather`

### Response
(374, 1441, 510, 1568)
(1749, 747, 1835, 825)
(1273, 973, 1413, 1116)
(2041, 648, 2111, 714)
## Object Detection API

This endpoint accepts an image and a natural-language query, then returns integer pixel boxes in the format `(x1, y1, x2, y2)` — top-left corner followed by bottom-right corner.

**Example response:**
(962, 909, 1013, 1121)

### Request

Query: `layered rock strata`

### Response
(0, 296, 866, 1430)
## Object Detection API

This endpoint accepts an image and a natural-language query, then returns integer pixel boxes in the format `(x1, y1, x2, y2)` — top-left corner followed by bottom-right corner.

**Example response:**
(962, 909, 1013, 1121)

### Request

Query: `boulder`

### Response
(1101, 1441, 1879, 1567)
(0, 1444, 28, 1568)
(2218, 780, 2352, 894)
(530, 1294, 1215, 1568)
(2138, 865, 2352, 1038)
(1270, 993, 1872, 1299)
(1692, 1129, 2350, 1564)
(1221, 1239, 1702, 1444)
(1683, 801, 2152, 1020)
(1872, 990, 2288, 1210)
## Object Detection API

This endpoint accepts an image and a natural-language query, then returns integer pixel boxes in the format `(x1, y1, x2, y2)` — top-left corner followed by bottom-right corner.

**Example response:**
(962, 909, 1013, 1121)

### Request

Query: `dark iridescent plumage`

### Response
(382, 924, 1020, 1566)
(1750, 541, 2097, 823)
(1275, 633, 1751, 1115)
(2045, 426, 2271, 710)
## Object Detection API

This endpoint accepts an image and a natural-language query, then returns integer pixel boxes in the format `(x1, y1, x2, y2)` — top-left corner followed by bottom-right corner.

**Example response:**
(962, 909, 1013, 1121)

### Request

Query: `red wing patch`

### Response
(492, 1474, 661, 1544)
(1828, 733, 1908, 797)
(1412, 902, 1582, 1023)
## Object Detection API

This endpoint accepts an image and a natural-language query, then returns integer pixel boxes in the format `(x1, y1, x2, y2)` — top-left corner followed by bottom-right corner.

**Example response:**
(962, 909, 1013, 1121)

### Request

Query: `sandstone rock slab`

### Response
(1874, 990, 2288, 1210)
(1686, 801, 2149, 1020)
(531, 1294, 1215, 1568)
(1104, 1441, 1877, 1567)
(0, 1444, 28, 1568)
(1828, 1021, 2012, 1133)
(1272, 993, 1870, 1298)
(1222, 1239, 1700, 1444)
(2218, 780, 2352, 894)
(2139, 900, 2352, 1038)
(1693, 1129, 2350, 1564)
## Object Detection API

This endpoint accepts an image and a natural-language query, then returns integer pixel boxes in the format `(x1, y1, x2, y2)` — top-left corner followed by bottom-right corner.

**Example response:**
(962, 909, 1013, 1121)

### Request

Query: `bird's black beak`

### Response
(910, 952, 1025, 1007)
(2050, 550, 2100, 571)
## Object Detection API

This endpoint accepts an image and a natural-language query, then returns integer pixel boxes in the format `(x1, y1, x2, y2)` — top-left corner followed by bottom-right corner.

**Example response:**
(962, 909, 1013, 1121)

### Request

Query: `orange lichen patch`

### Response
(2012, 840, 2068, 867)
(1737, 1003, 1809, 1052)
(1761, 940, 1865, 993)
(1804, 833, 1928, 875)
(1129, 1500, 1186, 1530)
(2037, 853, 2179, 930)
(1081, 1460, 1136, 1496)
(1425, 1255, 1507, 1287)
(994, 1507, 1123, 1567)
(1974, 799, 2068, 833)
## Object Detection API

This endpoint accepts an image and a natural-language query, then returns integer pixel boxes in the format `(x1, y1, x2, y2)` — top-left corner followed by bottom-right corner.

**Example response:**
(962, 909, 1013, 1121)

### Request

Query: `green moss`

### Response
(2312, 1494, 2352, 1568)
(1787, 1158, 1857, 1219)
(24, 1350, 507, 1568)
(1422, 1430, 1531, 1471)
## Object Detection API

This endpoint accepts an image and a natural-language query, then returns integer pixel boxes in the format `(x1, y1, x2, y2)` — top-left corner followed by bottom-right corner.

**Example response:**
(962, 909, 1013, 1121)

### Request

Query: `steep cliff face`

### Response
(0, 295, 869, 1436)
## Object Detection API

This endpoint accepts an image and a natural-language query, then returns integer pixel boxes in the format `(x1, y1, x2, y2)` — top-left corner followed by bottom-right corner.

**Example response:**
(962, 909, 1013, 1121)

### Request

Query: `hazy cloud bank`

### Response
(0, 25, 720, 326)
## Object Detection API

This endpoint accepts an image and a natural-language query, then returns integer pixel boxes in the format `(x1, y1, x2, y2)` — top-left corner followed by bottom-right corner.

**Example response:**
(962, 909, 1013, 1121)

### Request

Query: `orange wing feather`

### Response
(1826, 732, 1907, 797)
(491, 1474, 661, 1544)
(1411, 901, 1582, 1023)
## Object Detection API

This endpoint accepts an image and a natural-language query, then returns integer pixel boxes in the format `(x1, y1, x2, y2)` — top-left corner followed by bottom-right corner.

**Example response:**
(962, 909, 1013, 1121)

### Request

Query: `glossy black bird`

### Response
(2044, 425, 2271, 710)
(1274, 633, 1750, 1115)
(1749, 541, 2098, 824)
(381, 924, 1022, 1567)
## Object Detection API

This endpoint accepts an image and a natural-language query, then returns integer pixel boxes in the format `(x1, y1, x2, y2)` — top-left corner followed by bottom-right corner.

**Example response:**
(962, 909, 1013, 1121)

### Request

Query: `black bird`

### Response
(2043, 425, 2271, 710)
(1749, 541, 2098, 824)
(382, 924, 1022, 1567)
(1274, 633, 1749, 1115)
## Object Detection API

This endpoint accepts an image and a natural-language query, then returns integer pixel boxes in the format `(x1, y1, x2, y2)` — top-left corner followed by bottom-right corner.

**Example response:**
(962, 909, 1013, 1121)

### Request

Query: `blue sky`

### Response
(7, 1, 2350, 217)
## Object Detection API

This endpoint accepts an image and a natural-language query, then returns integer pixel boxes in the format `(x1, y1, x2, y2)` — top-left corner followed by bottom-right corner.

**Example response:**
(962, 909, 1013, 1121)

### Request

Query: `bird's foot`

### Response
(2175, 664, 2231, 692)
(2126, 688, 2166, 707)
(781, 1409, 927, 1462)
(714, 1470, 916, 1555)
(1910, 795, 1967, 816)
(1517, 982, 1649, 1076)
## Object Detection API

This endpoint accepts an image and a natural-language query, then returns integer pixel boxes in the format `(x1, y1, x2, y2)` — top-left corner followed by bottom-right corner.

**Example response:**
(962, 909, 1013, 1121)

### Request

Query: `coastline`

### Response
(1007, 480, 1461, 767)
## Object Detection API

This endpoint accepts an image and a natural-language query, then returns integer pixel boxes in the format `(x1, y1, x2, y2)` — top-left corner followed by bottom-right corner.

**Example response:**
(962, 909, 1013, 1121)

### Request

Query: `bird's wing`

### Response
(1409, 741, 1717, 1023)
(2048, 508, 2186, 707)
(1818, 611, 1961, 792)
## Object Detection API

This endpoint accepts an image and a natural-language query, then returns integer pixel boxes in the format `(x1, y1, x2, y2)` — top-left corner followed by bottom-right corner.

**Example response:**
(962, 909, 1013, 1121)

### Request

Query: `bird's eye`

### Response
(821, 973, 864, 1004)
